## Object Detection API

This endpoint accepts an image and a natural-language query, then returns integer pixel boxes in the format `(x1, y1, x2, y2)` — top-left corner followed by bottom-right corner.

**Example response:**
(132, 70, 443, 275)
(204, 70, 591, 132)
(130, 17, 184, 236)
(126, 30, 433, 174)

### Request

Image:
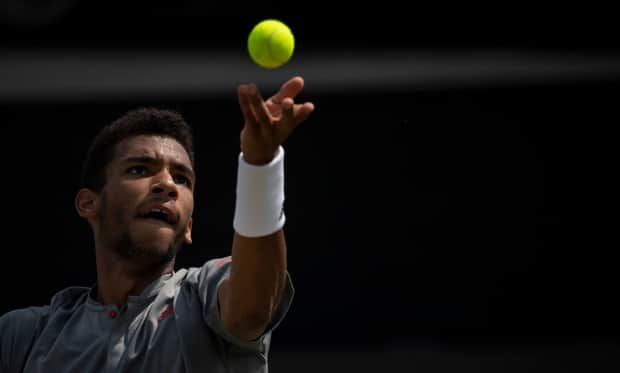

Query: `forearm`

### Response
(219, 147, 288, 340)
(219, 76, 312, 340)
(227, 231, 287, 322)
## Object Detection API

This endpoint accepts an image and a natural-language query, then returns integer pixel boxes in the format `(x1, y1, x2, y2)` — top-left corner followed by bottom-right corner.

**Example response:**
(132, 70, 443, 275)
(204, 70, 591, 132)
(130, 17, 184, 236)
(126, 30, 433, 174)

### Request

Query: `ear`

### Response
(75, 188, 99, 220)
(184, 217, 193, 245)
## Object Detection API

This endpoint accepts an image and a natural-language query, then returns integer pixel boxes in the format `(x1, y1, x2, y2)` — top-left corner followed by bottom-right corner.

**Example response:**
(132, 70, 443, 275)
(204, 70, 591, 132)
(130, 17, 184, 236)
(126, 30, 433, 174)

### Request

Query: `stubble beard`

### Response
(113, 229, 180, 266)
(99, 194, 185, 269)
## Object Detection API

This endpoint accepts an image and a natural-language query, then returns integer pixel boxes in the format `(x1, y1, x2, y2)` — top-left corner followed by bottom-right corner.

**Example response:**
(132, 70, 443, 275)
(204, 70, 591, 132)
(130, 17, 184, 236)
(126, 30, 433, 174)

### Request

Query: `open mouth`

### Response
(140, 208, 176, 226)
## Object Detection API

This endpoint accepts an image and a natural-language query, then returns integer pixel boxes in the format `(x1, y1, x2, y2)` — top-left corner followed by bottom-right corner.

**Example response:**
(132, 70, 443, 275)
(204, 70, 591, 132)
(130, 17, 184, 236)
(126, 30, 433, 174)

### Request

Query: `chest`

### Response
(23, 302, 183, 373)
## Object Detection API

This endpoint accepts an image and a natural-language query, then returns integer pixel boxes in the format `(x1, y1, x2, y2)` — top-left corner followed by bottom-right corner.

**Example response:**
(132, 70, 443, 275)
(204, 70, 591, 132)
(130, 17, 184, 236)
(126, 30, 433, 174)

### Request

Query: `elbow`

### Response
(223, 308, 273, 341)
(221, 274, 287, 341)
(223, 288, 285, 341)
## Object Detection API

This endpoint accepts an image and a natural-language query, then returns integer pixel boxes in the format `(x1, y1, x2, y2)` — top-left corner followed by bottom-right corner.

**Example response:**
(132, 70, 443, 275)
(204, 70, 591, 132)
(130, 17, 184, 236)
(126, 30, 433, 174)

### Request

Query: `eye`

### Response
(128, 165, 148, 176)
(174, 174, 192, 187)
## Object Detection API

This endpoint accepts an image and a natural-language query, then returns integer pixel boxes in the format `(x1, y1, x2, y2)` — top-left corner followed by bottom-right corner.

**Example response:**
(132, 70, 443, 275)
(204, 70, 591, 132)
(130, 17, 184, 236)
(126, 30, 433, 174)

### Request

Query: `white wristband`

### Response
(233, 146, 286, 237)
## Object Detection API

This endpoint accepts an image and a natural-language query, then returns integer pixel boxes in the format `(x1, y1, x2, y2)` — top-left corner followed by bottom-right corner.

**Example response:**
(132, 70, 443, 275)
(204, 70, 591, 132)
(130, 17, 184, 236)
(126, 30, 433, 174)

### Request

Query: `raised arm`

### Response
(218, 76, 314, 341)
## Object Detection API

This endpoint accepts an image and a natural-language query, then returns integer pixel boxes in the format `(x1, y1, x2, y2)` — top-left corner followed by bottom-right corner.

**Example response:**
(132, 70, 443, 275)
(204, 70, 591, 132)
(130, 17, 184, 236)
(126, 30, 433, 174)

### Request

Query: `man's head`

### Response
(75, 107, 195, 268)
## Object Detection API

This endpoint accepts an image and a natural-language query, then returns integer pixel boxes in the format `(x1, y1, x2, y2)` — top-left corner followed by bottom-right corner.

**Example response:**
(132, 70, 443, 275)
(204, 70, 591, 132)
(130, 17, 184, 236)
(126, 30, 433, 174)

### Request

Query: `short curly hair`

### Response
(80, 107, 195, 191)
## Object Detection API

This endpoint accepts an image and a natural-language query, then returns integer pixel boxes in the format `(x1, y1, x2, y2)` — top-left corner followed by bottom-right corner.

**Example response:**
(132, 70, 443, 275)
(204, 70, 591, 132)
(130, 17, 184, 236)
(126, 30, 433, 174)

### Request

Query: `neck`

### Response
(94, 247, 174, 306)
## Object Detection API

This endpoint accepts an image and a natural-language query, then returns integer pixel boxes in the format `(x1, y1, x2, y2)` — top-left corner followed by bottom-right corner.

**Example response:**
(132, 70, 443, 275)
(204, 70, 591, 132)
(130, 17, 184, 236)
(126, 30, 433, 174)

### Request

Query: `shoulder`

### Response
(0, 306, 49, 370)
(183, 256, 232, 288)
(0, 286, 89, 338)
(49, 286, 91, 312)
(173, 256, 232, 313)
(0, 305, 50, 342)
(0, 286, 90, 370)
(0, 305, 49, 329)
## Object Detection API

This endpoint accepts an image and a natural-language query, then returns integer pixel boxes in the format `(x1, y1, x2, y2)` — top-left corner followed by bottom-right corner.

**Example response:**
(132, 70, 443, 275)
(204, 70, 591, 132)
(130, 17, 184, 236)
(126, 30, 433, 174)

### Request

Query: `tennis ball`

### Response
(247, 19, 295, 69)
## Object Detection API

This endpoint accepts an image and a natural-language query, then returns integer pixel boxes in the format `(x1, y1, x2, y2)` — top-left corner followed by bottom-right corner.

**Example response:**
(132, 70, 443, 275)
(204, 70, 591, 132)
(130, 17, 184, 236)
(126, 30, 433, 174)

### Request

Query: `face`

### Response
(87, 135, 195, 265)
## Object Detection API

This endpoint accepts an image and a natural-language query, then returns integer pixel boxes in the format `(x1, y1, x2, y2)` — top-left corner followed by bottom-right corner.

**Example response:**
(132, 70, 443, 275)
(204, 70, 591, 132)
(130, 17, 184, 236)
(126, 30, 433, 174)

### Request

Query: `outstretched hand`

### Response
(238, 76, 315, 165)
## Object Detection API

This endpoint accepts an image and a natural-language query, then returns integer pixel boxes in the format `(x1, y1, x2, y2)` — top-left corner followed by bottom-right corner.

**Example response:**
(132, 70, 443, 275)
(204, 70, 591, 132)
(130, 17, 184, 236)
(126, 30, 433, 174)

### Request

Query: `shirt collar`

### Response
(86, 271, 174, 309)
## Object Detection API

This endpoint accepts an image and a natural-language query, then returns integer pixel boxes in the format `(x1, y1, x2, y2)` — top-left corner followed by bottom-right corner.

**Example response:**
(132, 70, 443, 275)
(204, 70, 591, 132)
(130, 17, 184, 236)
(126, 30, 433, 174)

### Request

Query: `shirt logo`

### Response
(157, 304, 174, 321)
(214, 256, 232, 269)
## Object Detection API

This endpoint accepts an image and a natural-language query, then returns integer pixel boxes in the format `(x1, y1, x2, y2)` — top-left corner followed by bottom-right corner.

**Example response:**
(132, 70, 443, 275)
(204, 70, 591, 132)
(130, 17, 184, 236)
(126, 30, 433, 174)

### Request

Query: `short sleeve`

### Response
(0, 306, 49, 373)
(197, 257, 295, 352)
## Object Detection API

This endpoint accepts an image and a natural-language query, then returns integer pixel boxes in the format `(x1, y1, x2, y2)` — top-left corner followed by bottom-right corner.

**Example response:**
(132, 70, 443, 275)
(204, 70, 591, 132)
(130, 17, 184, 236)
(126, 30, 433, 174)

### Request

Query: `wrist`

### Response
(233, 146, 286, 237)
(241, 149, 279, 166)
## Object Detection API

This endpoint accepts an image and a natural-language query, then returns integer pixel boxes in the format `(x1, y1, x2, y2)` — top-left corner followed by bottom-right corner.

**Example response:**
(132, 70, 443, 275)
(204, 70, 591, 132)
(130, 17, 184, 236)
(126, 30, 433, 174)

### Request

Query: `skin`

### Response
(75, 76, 314, 342)
(222, 77, 314, 340)
(75, 135, 195, 306)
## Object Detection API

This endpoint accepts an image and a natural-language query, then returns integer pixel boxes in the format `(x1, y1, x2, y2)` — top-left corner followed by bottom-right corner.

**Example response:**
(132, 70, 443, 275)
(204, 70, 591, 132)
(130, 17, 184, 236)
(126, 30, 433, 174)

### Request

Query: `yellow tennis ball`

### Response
(247, 19, 295, 69)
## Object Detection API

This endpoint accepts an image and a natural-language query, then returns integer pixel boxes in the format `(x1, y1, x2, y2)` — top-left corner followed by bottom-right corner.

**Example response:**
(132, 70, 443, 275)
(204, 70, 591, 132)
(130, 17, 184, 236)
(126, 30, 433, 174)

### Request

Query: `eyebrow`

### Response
(121, 155, 195, 180)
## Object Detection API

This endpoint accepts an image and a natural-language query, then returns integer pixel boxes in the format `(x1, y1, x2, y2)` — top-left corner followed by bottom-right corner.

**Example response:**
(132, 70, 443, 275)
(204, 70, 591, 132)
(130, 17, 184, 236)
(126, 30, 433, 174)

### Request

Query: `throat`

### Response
(94, 243, 175, 305)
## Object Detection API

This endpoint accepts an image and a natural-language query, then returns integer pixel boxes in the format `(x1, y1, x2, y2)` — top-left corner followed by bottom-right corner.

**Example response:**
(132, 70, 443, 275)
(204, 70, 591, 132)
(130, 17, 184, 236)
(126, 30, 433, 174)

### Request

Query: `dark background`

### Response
(1, 1, 619, 371)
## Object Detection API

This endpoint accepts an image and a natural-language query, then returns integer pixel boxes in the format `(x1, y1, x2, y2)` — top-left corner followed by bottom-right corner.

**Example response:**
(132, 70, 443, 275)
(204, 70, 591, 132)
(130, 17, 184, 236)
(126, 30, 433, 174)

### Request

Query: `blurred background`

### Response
(1, 1, 619, 372)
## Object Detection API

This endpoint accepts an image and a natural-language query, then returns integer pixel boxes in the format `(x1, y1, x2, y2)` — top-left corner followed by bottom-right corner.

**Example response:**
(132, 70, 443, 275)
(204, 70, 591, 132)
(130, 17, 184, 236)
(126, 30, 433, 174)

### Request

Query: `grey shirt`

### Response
(0, 257, 294, 373)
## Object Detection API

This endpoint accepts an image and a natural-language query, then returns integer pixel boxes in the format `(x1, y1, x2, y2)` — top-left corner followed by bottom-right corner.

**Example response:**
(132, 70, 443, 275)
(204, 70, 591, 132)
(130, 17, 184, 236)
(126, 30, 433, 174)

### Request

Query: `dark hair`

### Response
(80, 107, 195, 191)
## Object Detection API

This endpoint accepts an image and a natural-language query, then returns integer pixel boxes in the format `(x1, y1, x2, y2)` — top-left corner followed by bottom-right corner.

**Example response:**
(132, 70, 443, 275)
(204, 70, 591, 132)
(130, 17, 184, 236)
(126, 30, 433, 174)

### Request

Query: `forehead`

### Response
(113, 135, 192, 167)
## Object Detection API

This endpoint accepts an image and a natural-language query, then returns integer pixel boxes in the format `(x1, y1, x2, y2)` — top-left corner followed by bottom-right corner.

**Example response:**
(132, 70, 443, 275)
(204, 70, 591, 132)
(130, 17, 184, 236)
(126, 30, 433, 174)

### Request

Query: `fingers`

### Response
(279, 98, 314, 135)
(247, 85, 271, 131)
(269, 76, 304, 104)
(239, 78, 314, 138)
(280, 99, 314, 123)
(296, 102, 315, 123)
(281, 98, 295, 122)
(238, 84, 271, 132)
(237, 84, 256, 127)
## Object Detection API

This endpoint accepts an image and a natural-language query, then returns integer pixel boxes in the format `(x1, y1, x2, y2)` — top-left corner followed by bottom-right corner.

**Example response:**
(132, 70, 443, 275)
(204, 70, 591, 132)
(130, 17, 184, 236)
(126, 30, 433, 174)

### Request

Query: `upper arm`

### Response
(218, 231, 288, 341)
(217, 272, 292, 342)
(216, 276, 266, 341)
(0, 307, 48, 372)
(195, 257, 293, 351)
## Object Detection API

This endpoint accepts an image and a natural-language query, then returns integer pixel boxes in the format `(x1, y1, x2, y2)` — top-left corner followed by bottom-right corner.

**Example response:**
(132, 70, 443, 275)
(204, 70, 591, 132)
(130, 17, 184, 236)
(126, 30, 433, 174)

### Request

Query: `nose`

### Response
(150, 169, 178, 198)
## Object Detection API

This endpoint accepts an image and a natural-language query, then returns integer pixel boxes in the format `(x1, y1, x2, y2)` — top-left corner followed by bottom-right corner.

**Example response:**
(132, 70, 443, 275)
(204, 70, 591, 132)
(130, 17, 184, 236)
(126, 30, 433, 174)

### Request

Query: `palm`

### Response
(237, 77, 314, 165)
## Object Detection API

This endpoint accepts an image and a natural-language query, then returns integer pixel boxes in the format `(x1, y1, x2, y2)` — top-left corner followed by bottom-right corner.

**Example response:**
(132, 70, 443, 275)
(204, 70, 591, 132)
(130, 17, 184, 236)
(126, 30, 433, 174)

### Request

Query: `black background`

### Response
(1, 1, 619, 371)
(1, 1, 619, 51)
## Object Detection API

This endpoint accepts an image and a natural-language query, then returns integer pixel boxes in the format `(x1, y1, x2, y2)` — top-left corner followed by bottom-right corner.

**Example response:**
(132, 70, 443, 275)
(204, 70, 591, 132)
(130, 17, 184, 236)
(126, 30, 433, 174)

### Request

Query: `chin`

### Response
(141, 237, 175, 254)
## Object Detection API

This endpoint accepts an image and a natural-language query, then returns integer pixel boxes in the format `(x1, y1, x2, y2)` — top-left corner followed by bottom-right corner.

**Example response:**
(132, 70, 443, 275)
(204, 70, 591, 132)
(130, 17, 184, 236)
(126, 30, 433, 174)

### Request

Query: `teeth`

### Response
(143, 208, 172, 223)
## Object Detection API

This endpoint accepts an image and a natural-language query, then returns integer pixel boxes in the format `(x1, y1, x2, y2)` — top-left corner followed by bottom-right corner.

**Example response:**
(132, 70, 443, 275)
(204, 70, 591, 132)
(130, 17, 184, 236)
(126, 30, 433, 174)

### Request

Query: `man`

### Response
(0, 76, 314, 372)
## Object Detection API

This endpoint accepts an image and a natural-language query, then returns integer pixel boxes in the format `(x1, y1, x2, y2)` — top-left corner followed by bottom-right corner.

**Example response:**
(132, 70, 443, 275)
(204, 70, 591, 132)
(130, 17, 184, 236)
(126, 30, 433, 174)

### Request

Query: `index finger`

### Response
(269, 76, 305, 104)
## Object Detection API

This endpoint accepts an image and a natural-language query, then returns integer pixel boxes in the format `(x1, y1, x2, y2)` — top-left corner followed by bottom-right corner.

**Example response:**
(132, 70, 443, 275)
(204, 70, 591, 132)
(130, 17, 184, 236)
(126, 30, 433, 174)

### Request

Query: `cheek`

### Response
(103, 183, 144, 217)
(185, 199, 195, 217)
(183, 189, 194, 207)
(182, 194, 195, 218)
